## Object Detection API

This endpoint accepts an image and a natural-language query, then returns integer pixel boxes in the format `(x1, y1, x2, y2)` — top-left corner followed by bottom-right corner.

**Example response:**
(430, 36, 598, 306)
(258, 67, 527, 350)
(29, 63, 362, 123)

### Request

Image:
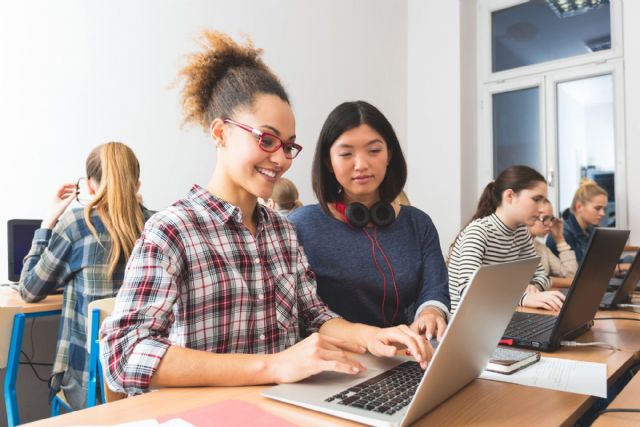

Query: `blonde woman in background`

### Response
(265, 177, 302, 217)
(395, 190, 411, 206)
(19, 142, 153, 409)
(528, 199, 578, 288)
(547, 178, 629, 274)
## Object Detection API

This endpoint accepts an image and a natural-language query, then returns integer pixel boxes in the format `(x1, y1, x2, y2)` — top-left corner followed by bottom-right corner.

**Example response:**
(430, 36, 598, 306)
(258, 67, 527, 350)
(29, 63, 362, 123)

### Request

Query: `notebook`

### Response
(485, 347, 540, 374)
(262, 258, 539, 427)
(502, 228, 629, 352)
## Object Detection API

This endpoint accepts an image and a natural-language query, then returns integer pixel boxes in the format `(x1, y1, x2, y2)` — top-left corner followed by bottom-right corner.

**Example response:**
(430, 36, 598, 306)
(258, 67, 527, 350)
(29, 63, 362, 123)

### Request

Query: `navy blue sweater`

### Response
(289, 204, 449, 327)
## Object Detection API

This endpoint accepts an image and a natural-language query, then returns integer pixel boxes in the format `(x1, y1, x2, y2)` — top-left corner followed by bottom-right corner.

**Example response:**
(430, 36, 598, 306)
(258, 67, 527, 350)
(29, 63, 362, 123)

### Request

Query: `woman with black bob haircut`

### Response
(290, 101, 450, 343)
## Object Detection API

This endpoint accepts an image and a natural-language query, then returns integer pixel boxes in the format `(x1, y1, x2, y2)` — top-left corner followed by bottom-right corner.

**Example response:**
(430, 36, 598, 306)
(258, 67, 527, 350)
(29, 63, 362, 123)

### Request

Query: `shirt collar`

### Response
(187, 184, 269, 227)
(488, 213, 516, 235)
(567, 213, 592, 237)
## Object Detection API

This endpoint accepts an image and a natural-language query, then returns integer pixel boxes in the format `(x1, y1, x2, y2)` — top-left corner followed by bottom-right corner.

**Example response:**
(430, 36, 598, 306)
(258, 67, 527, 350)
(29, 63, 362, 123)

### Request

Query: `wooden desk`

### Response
(23, 313, 640, 427)
(0, 287, 63, 427)
(592, 371, 640, 426)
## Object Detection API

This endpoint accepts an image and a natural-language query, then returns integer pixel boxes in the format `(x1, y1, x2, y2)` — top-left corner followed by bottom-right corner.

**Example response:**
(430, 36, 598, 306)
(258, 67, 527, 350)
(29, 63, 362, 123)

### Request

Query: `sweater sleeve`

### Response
(547, 241, 578, 277)
(521, 233, 550, 291)
(414, 215, 450, 320)
(447, 224, 488, 313)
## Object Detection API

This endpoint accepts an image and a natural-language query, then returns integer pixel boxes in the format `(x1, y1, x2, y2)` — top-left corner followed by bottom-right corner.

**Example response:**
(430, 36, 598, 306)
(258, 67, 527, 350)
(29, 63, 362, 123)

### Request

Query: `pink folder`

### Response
(157, 399, 298, 426)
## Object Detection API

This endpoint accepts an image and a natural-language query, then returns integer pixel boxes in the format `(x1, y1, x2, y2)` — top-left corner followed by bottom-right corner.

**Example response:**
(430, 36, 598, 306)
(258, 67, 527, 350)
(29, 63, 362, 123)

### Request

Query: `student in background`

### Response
(19, 142, 152, 409)
(548, 179, 630, 275)
(263, 177, 302, 217)
(528, 199, 578, 288)
(447, 165, 565, 314)
(289, 101, 449, 342)
(395, 190, 411, 206)
(100, 31, 431, 397)
(547, 179, 606, 264)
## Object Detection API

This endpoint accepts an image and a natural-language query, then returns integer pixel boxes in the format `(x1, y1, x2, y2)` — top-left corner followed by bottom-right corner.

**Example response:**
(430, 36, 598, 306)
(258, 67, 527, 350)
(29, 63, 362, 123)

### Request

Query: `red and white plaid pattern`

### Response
(100, 185, 338, 395)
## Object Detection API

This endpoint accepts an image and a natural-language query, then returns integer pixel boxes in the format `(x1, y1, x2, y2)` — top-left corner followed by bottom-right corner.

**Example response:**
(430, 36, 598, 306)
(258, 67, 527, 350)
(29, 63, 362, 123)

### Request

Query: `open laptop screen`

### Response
(553, 228, 629, 342)
(7, 219, 41, 282)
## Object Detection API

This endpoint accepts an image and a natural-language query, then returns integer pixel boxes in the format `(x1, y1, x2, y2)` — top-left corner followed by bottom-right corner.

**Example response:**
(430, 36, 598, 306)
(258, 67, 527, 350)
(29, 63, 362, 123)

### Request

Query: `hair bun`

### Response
(177, 30, 288, 131)
(579, 178, 598, 188)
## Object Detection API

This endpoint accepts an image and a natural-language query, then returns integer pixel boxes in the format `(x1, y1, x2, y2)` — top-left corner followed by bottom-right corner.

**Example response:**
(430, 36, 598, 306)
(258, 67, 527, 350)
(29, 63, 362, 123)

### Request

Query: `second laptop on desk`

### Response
(502, 228, 630, 352)
(600, 250, 640, 309)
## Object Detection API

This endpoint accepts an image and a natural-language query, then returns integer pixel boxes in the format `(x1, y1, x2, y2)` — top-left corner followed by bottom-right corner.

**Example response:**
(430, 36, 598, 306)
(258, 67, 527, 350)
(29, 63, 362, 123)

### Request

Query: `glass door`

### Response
(556, 74, 616, 225)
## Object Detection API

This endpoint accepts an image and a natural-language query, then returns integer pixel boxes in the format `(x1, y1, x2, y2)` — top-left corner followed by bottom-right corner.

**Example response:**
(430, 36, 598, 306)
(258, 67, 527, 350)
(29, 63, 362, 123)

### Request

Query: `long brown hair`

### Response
(84, 142, 145, 278)
(470, 165, 546, 222)
(448, 165, 546, 257)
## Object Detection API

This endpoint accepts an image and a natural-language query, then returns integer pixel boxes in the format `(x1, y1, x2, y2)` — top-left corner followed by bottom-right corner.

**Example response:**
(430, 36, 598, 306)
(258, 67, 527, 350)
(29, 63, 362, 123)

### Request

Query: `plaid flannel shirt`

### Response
(100, 185, 339, 395)
(19, 206, 152, 408)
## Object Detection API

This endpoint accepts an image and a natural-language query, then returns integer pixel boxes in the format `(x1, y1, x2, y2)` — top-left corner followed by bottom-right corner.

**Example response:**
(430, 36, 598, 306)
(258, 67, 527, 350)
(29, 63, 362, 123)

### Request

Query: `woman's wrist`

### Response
(420, 306, 446, 320)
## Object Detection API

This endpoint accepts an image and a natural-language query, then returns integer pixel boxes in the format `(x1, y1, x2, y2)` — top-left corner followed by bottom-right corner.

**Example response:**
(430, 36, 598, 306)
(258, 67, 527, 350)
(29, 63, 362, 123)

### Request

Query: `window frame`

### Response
(477, 0, 628, 228)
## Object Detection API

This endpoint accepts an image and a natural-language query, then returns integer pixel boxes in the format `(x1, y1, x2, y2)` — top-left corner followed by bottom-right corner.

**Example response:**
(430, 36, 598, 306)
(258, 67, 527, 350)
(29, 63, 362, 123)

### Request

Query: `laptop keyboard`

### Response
(504, 312, 557, 340)
(325, 361, 423, 416)
(609, 277, 624, 288)
(601, 291, 615, 307)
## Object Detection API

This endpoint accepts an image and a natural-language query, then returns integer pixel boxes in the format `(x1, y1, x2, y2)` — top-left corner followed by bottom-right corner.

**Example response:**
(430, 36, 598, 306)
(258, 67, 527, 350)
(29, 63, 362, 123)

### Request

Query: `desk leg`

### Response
(4, 310, 61, 427)
(4, 314, 25, 427)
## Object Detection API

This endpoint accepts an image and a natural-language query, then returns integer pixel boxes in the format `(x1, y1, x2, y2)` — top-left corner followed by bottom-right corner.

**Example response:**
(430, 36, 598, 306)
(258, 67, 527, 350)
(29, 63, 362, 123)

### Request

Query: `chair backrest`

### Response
(86, 297, 125, 404)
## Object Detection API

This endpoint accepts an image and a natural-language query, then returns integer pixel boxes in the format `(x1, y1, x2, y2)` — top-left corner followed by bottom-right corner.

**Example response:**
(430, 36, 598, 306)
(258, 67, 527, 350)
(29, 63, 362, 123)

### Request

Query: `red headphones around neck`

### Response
(334, 201, 399, 325)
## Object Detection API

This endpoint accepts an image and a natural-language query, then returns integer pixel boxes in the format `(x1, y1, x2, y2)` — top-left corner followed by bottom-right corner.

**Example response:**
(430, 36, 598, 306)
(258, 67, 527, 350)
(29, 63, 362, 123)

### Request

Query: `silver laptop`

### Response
(262, 258, 539, 427)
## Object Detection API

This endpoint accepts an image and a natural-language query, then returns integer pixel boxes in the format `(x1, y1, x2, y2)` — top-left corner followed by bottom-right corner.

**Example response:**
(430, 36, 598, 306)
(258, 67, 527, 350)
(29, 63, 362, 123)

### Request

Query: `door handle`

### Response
(547, 169, 555, 187)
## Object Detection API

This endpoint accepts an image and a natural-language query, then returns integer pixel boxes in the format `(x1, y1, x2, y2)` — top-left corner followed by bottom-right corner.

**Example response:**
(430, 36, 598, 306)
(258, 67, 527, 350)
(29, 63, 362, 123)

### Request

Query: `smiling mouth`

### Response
(256, 167, 277, 179)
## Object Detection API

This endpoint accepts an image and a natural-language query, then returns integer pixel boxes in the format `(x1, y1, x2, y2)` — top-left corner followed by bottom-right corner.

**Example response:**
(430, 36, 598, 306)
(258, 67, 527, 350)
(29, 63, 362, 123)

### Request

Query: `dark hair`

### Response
(447, 165, 546, 260)
(177, 30, 289, 129)
(470, 165, 546, 222)
(311, 101, 407, 214)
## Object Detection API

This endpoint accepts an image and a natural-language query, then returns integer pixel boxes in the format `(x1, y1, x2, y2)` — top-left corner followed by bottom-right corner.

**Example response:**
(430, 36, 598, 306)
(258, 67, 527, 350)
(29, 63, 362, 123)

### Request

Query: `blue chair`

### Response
(51, 298, 115, 416)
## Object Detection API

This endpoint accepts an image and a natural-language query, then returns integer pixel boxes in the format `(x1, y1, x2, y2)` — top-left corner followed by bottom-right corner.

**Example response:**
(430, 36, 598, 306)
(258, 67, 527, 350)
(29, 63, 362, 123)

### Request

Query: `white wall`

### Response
(0, 0, 408, 283)
(622, 0, 640, 244)
(407, 0, 462, 250)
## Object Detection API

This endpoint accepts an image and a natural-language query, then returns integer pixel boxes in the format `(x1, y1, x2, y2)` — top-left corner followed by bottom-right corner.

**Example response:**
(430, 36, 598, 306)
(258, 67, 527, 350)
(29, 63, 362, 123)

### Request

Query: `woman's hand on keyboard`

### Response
(365, 325, 431, 370)
(523, 289, 565, 311)
(268, 333, 367, 383)
(410, 307, 447, 342)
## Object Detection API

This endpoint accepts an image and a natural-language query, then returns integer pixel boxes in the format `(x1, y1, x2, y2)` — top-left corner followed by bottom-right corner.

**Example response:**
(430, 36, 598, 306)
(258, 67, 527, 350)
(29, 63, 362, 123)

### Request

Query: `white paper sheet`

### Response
(479, 356, 607, 398)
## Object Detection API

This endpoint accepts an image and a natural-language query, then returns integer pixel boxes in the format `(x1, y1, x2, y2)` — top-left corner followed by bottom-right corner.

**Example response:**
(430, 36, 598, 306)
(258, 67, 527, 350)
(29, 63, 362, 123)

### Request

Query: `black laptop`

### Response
(600, 251, 640, 309)
(501, 228, 629, 352)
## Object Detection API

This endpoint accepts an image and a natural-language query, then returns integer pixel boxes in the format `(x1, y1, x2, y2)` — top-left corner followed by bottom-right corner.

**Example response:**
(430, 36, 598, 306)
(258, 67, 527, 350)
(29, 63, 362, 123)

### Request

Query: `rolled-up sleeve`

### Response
(100, 220, 184, 395)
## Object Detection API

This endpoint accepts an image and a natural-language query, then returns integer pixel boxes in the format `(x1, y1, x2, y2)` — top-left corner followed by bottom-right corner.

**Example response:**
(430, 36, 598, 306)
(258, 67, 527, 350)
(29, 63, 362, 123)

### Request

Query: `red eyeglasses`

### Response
(223, 119, 302, 159)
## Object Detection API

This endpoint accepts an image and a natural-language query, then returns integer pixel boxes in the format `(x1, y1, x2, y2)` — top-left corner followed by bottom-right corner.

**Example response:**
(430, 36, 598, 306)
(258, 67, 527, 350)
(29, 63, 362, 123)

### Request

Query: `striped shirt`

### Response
(19, 205, 152, 409)
(447, 213, 549, 313)
(100, 185, 338, 396)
